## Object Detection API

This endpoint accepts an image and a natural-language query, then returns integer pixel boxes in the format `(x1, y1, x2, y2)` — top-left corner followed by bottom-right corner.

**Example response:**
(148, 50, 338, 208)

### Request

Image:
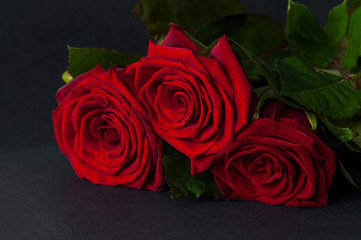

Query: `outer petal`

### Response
(210, 36, 253, 133)
(160, 24, 200, 55)
(147, 42, 206, 73)
(56, 65, 106, 103)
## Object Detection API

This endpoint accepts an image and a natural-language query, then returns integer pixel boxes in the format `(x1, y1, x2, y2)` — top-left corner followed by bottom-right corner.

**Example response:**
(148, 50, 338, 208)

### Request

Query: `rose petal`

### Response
(56, 65, 106, 103)
(160, 24, 200, 55)
(210, 36, 252, 133)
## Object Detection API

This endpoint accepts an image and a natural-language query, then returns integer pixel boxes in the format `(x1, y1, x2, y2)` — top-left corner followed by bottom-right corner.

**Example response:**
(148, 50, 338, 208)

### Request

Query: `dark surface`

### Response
(1, 0, 360, 239)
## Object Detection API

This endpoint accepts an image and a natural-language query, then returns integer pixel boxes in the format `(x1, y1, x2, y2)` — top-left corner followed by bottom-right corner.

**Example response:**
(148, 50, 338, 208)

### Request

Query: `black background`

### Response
(1, 0, 361, 239)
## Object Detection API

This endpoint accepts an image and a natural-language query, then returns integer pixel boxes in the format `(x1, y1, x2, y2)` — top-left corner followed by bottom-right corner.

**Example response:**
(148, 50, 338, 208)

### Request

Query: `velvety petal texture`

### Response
(211, 102, 336, 207)
(53, 65, 165, 191)
(120, 24, 253, 175)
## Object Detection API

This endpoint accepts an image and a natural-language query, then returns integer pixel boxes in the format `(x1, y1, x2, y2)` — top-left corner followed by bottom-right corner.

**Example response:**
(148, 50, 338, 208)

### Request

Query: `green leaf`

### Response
(231, 41, 302, 108)
(230, 40, 281, 94)
(162, 143, 224, 200)
(346, 0, 361, 15)
(134, 0, 245, 42)
(277, 56, 361, 118)
(68, 47, 141, 77)
(341, 6, 361, 69)
(324, 1, 348, 47)
(318, 115, 360, 151)
(331, 116, 361, 149)
(196, 14, 286, 51)
(196, 14, 289, 76)
(285, 1, 333, 67)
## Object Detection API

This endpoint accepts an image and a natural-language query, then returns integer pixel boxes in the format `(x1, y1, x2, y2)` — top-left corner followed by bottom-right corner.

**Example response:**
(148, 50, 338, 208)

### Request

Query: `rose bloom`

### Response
(211, 102, 336, 207)
(53, 65, 165, 191)
(120, 24, 253, 175)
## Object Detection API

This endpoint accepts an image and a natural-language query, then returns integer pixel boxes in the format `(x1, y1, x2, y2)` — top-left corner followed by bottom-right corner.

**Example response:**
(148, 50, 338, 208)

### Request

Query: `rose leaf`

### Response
(196, 13, 289, 77)
(134, 0, 245, 43)
(318, 115, 361, 152)
(346, 0, 361, 15)
(341, 6, 361, 69)
(230, 41, 281, 94)
(329, 116, 361, 150)
(285, 1, 333, 67)
(277, 56, 361, 119)
(162, 143, 224, 200)
(68, 47, 140, 77)
(324, 1, 348, 48)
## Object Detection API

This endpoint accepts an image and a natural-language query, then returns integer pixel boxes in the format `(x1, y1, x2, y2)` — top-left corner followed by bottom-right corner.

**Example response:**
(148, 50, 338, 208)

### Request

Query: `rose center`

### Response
(91, 117, 120, 144)
(97, 126, 120, 143)
(158, 85, 193, 122)
(248, 156, 277, 183)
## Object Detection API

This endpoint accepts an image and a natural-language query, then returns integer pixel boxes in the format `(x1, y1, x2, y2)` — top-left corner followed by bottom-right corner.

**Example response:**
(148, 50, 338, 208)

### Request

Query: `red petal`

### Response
(210, 36, 252, 133)
(161, 24, 200, 54)
(56, 65, 106, 103)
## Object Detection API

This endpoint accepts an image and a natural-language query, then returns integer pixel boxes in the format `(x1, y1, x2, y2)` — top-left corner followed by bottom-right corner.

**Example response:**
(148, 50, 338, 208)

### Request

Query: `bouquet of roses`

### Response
(53, 0, 361, 207)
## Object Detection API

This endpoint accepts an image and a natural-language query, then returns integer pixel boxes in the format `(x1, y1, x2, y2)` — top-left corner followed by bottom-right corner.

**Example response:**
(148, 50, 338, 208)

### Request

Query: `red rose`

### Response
(53, 65, 165, 191)
(121, 25, 253, 175)
(211, 102, 336, 207)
